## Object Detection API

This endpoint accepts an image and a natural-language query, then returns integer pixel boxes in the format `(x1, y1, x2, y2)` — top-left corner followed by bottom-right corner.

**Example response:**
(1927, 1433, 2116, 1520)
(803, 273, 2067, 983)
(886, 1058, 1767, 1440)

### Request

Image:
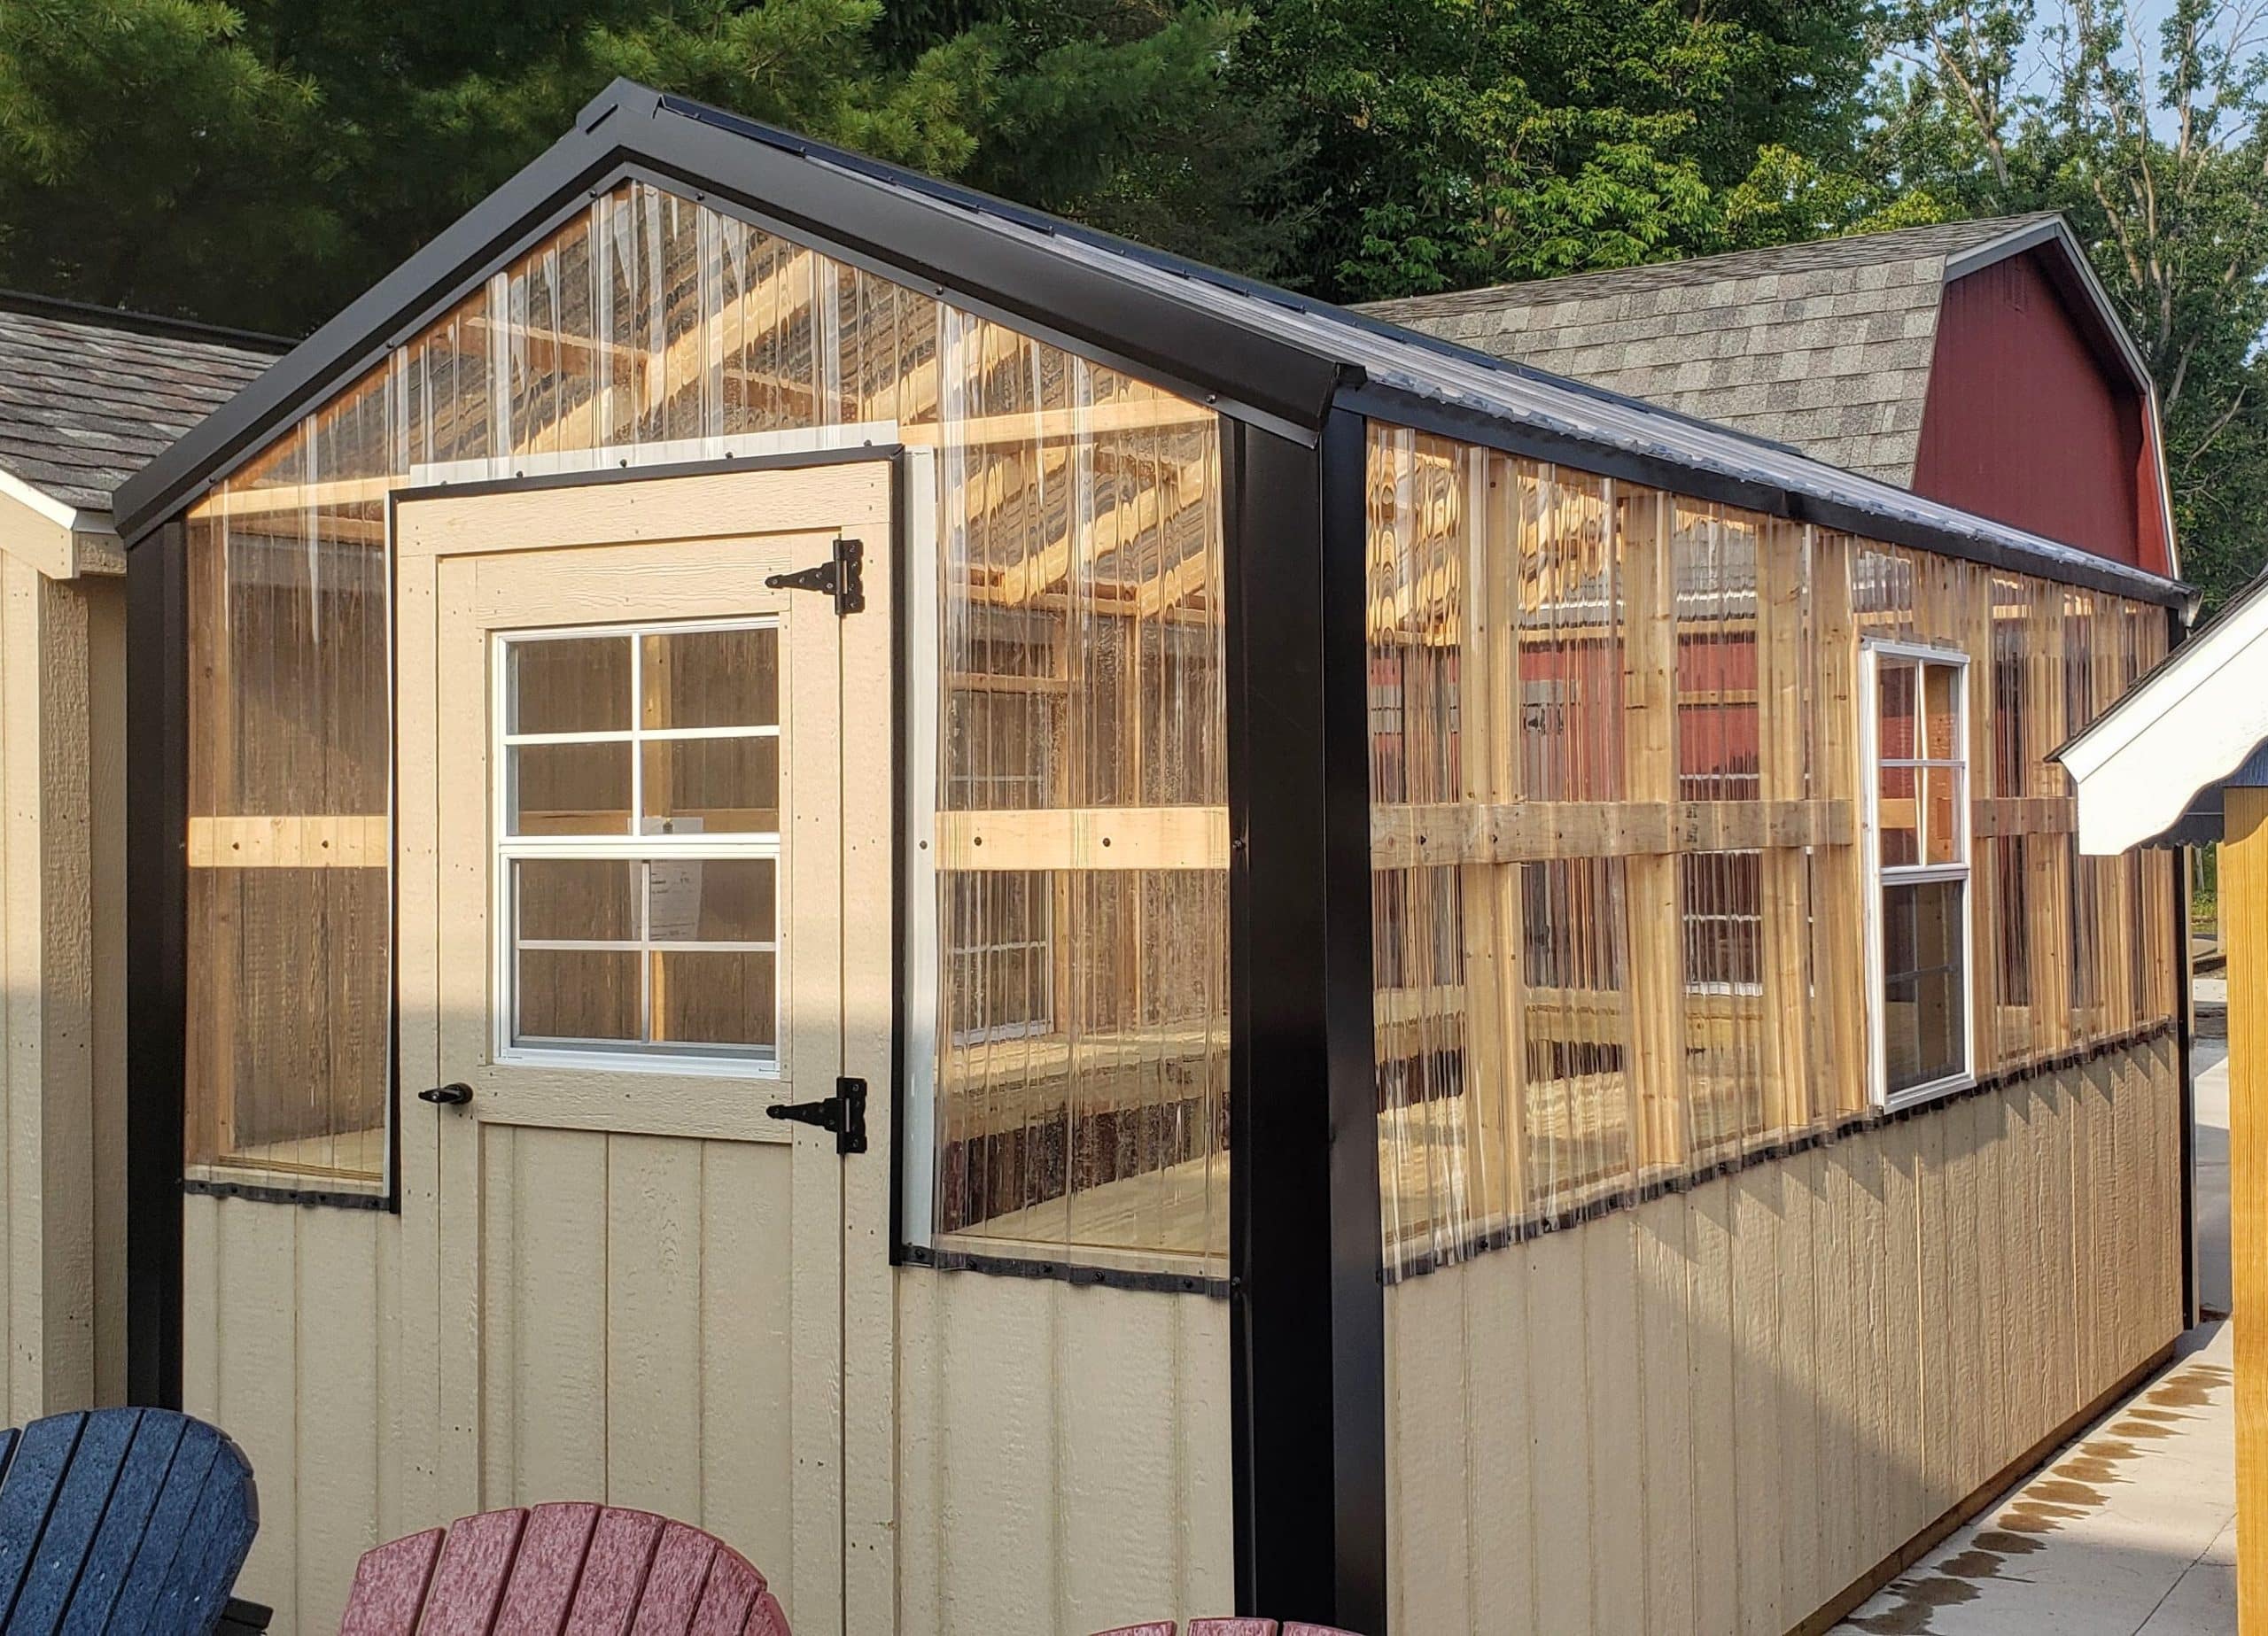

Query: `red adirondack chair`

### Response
(1092, 1622, 1362, 1635)
(337, 1502, 788, 1635)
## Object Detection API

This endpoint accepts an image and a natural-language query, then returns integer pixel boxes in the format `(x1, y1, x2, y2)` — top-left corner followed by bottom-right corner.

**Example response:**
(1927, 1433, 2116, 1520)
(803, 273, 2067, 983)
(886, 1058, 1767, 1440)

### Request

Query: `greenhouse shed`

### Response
(113, 81, 2194, 1635)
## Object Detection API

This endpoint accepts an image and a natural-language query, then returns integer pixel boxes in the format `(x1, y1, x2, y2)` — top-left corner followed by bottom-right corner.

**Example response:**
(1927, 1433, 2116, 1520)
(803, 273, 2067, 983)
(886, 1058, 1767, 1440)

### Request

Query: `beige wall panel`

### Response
(1384, 1037, 2182, 1635)
(181, 1196, 396, 1634)
(1386, 1270, 1470, 1634)
(1775, 1148, 1823, 1621)
(2, 558, 97, 1423)
(894, 1271, 1232, 1636)
(699, 1137, 796, 1565)
(1583, 1214, 1643, 1634)
(1687, 1178, 1738, 1634)
(491, 1126, 611, 1505)
(1916, 1111, 1953, 1521)
(1880, 1119, 1926, 1544)
(1812, 1144, 1861, 1600)
(292, 1203, 386, 1624)
(1635, 1192, 1694, 1633)
(1729, 1167, 1784, 1634)
(603, 1134, 705, 1519)
(1525, 1229, 1592, 1631)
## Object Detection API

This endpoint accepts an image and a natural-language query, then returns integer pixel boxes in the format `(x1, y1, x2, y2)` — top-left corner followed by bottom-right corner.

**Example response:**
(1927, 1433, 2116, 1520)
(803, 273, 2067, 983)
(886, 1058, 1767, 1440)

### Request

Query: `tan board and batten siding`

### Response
(0, 496, 130, 1423)
(181, 1198, 1232, 1633)
(1384, 1032, 2185, 1636)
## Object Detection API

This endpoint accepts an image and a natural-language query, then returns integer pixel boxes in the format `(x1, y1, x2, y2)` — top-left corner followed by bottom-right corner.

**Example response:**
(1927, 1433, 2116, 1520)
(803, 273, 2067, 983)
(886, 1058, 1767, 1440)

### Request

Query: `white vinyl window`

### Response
(493, 619, 783, 1073)
(1862, 641, 1974, 1108)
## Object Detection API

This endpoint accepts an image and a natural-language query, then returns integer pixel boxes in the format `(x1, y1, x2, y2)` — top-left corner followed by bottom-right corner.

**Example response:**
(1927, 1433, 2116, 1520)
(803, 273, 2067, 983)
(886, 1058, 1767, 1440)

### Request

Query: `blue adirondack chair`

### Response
(0, 1406, 266, 1633)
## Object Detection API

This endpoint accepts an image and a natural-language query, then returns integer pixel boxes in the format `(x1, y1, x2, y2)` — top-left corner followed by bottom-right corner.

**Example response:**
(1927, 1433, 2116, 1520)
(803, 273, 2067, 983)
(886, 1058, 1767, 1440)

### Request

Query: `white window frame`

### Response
(1860, 639, 1977, 1111)
(490, 616, 785, 1079)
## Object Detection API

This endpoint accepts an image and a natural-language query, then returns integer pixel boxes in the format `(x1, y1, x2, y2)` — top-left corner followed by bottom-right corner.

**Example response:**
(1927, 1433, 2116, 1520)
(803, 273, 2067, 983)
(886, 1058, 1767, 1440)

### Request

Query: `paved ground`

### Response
(1835, 1035, 2236, 1636)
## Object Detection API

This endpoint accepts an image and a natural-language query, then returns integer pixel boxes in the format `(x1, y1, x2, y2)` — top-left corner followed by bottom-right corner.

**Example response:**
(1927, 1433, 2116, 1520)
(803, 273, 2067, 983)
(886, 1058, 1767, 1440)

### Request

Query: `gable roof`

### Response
(113, 82, 2186, 609)
(2058, 564, 2268, 849)
(0, 294, 283, 522)
(1361, 214, 2146, 487)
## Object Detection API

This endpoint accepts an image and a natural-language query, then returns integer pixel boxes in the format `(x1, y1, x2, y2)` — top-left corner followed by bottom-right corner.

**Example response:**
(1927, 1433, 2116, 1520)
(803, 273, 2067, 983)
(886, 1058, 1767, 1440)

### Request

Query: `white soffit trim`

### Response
(0, 474, 85, 579)
(2059, 579, 2268, 853)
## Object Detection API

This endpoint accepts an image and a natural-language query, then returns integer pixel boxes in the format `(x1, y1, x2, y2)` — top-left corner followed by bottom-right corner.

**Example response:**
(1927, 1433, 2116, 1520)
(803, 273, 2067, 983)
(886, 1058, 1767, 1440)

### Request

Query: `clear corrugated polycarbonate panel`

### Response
(1363, 421, 2176, 1277)
(184, 180, 1227, 1265)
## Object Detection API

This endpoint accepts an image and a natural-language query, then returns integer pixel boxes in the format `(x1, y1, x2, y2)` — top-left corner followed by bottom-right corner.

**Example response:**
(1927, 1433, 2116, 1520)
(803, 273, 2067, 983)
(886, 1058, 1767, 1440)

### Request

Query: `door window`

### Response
(495, 619, 783, 1067)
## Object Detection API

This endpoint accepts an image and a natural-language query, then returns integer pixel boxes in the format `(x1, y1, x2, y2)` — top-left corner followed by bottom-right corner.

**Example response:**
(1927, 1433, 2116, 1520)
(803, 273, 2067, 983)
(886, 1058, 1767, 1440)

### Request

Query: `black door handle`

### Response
(418, 1082, 473, 1106)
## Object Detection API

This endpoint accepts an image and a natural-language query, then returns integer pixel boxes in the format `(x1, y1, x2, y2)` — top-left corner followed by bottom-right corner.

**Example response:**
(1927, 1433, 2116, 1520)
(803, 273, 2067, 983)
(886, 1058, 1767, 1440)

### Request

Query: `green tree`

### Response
(1869, 0, 2268, 605)
(0, 0, 1294, 333)
(1244, 0, 1878, 301)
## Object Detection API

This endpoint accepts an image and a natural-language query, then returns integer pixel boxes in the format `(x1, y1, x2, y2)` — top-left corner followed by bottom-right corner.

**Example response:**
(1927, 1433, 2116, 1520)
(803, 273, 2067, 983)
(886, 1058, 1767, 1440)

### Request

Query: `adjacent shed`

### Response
(1365, 214, 2178, 577)
(0, 295, 276, 1421)
(111, 82, 2194, 1634)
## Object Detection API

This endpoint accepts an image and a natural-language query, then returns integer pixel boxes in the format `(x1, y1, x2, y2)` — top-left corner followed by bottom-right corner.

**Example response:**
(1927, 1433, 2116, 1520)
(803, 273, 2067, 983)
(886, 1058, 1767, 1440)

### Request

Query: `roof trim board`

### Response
(111, 81, 2193, 611)
(1936, 215, 2155, 396)
(2058, 570, 2268, 850)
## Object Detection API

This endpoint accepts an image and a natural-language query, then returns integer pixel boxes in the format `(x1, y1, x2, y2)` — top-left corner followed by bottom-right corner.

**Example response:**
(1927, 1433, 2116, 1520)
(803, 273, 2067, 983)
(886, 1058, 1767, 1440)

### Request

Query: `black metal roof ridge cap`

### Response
(1343, 378, 2191, 608)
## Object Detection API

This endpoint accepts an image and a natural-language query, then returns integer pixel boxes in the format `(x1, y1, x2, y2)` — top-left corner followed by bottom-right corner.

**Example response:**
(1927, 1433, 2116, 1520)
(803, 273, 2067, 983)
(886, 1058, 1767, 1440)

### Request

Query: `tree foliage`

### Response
(1242, 0, 1878, 300)
(1869, 0, 2268, 603)
(0, 0, 1289, 333)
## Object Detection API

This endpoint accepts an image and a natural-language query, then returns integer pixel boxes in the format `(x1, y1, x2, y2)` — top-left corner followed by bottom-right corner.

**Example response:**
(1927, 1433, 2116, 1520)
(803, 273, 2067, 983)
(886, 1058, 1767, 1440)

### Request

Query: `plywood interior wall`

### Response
(1382, 1032, 2184, 1636)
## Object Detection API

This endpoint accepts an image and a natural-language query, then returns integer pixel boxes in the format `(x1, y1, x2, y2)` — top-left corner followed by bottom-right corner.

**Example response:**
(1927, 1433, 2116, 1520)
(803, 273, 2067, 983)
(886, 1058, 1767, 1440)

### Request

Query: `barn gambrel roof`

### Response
(1361, 214, 2146, 487)
(114, 81, 2188, 609)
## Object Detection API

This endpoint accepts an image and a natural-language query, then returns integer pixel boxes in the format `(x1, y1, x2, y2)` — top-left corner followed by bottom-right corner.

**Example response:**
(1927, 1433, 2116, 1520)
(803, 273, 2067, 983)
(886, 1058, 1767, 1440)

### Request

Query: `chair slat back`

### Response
(0, 1407, 256, 1636)
(340, 1504, 789, 1636)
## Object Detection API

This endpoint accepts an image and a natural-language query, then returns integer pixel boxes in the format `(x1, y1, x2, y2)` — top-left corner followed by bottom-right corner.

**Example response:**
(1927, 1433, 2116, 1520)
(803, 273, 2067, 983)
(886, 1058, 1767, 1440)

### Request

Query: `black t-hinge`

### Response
(764, 1077, 868, 1154)
(765, 537, 864, 616)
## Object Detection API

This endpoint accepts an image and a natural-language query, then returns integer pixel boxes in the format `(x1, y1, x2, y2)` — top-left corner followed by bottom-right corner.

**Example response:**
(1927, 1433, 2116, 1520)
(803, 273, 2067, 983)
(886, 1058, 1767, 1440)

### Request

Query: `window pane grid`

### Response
(502, 621, 781, 841)
(1871, 647, 1971, 1104)
(499, 622, 784, 1066)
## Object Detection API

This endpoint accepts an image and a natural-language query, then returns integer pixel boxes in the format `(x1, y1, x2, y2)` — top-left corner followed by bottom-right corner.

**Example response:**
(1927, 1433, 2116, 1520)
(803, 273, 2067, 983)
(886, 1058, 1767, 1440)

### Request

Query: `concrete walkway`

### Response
(1835, 1042, 2237, 1636)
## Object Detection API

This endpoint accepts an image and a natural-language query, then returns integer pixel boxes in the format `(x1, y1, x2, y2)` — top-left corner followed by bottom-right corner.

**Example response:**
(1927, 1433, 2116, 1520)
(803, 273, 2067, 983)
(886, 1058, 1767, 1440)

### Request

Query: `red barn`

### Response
(1366, 213, 2176, 577)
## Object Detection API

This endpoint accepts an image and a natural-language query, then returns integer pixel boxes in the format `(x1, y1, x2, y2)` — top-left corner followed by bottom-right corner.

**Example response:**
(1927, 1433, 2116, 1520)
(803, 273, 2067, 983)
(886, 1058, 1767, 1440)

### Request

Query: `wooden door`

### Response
(394, 464, 897, 1636)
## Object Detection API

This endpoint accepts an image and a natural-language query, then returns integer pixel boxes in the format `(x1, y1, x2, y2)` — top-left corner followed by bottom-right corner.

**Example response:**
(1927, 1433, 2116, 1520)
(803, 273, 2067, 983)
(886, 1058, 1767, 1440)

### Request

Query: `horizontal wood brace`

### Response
(1969, 795, 2078, 837)
(934, 805, 1229, 871)
(187, 814, 389, 868)
(1370, 798, 1853, 867)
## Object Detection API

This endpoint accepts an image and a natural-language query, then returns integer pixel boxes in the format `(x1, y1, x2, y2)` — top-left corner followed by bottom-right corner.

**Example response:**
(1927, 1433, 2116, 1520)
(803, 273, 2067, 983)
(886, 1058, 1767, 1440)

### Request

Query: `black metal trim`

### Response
(180, 1177, 388, 1212)
(1338, 380, 2194, 609)
(887, 449, 913, 1268)
(2169, 600, 2201, 1324)
(896, 1243, 1227, 1299)
(1225, 410, 1387, 1630)
(125, 520, 190, 1408)
(1381, 1019, 2184, 1285)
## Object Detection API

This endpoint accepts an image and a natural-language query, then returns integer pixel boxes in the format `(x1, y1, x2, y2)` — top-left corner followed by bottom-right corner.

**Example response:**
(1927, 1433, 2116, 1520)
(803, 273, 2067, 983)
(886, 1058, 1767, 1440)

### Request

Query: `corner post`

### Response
(125, 521, 188, 1408)
(1226, 407, 1387, 1629)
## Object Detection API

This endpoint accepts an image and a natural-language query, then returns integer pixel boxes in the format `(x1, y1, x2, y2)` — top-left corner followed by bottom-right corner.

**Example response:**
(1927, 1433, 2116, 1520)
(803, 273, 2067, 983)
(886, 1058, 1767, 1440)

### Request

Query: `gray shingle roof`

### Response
(1360, 214, 2066, 485)
(0, 301, 280, 515)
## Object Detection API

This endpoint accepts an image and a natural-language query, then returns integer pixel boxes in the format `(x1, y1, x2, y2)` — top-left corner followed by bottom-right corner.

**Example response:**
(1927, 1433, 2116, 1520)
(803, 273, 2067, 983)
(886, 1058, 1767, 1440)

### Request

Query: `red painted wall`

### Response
(1912, 249, 2170, 574)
